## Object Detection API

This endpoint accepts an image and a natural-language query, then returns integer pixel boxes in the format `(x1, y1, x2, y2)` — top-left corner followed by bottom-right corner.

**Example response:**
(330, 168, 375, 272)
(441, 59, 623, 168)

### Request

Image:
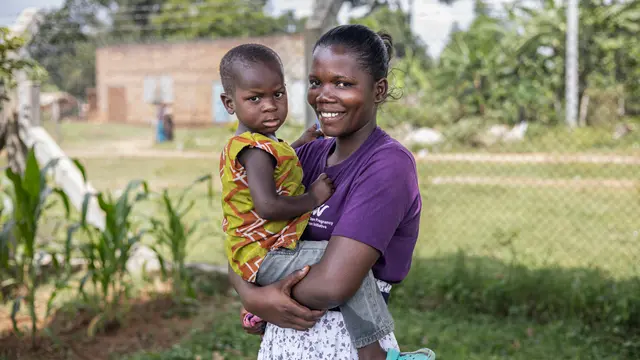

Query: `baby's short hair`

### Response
(219, 43, 284, 94)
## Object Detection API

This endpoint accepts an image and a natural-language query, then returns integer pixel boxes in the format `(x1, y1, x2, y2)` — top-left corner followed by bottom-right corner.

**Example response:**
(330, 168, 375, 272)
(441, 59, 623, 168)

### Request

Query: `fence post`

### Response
(565, 0, 579, 128)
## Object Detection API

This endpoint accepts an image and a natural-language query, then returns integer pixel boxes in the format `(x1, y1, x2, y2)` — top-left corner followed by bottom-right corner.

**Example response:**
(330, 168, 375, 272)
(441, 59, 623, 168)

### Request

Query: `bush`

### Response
(74, 179, 149, 337)
(393, 251, 640, 356)
(442, 117, 485, 146)
(149, 175, 213, 307)
(379, 97, 464, 129)
(585, 86, 625, 126)
(0, 148, 72, 346)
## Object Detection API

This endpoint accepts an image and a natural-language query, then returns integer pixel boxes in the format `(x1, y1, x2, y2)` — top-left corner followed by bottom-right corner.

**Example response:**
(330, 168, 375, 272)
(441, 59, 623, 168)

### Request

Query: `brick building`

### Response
(95, 34, 306, 126)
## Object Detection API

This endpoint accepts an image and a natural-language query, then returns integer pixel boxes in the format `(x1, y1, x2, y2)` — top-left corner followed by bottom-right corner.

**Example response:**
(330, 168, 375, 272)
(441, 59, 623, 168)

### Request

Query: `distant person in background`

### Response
(163, 113, 174, 141)
(155, 103, 166, 143)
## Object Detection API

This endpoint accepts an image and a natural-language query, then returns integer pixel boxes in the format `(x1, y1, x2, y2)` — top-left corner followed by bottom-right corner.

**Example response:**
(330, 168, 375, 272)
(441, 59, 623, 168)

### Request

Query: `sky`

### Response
(0, 0, 515, 57)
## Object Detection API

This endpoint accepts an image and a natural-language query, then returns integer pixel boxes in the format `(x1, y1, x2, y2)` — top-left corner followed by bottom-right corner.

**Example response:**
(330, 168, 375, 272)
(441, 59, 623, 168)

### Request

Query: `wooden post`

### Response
(6, 111, 28, 175)
(52, 99, 61, 142)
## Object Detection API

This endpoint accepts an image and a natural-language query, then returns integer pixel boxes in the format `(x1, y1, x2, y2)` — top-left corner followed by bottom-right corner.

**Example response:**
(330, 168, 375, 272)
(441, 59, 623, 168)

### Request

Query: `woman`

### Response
(229, 24, 426, 359)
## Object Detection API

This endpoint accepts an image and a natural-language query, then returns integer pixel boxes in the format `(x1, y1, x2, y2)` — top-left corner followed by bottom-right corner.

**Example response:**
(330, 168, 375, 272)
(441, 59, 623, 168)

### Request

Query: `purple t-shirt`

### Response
(295, 127, 422, 284)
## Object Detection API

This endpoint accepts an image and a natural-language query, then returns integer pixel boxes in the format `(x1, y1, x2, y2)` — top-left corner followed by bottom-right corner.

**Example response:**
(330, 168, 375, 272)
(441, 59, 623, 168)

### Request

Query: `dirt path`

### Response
(64, 139, 640, 164)
(66, 148, 640, 164)
(416, 152, 640, 165)
(430, 176, 637, 189)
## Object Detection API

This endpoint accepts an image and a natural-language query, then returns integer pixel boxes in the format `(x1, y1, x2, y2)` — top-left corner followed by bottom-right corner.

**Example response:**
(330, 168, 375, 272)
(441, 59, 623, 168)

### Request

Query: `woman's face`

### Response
(307, 45, 387, 138)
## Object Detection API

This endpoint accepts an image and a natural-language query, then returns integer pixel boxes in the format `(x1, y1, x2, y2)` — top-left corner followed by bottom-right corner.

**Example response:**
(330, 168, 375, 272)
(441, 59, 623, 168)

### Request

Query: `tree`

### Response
(348, 1, 433, 103)
(27, 0, 102, 99)
(473, 0, 491, 17)
(0, 27, 41, 173)
(433, 0, 640, 124)
(350, 1, 430, 62)
(510, 0, 640, 120)
(110, 0, 167, 40)
(436, 12, 505, 117)
(151, 0, 303, 40)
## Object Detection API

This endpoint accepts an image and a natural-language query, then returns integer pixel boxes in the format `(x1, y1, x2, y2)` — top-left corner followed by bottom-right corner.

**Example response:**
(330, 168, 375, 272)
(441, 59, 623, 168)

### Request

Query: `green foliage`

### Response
(393, 252, 640, 356)
(150, 0, 301, 40)
(74, 177, 149, 337)
(349, 3, 431, 67)
(149, 174, 213, 306)
(27, 1, 99, 99)
(390, 0, 640, 130)
(0, 147, 71, 346)
(0, 27, 44, 102)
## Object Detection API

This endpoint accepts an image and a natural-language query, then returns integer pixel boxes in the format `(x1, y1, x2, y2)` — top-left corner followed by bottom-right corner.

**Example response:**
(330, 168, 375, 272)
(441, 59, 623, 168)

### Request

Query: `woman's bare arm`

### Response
(290, 236, 380, 310)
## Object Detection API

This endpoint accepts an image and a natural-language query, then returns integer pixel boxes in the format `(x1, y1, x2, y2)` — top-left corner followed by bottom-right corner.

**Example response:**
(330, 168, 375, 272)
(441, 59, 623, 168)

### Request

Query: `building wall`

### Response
(96, 34, 306, 126)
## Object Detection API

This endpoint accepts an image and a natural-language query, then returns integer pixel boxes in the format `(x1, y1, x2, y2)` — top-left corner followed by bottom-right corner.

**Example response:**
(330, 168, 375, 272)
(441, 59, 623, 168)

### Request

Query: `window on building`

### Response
(144, 75, 174, 104)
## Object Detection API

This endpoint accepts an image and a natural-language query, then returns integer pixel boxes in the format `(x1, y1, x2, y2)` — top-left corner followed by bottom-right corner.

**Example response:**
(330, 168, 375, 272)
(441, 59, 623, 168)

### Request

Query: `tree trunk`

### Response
(618, 96, 626, 117)
(5, 111, 28, 175)
(0, 107, 6, 153)
(578, 94, 589, 127)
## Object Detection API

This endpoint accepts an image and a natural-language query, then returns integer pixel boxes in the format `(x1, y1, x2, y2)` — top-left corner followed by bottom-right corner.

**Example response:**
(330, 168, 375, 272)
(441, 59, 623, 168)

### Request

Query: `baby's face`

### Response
(230, 62, 288, 136)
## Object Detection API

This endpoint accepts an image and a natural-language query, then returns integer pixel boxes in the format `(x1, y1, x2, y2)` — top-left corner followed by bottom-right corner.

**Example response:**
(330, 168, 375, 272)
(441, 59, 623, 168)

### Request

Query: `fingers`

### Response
(311, 309, 326, 319)
(321, 175, 334, 191)
(285, 310, 321, 330)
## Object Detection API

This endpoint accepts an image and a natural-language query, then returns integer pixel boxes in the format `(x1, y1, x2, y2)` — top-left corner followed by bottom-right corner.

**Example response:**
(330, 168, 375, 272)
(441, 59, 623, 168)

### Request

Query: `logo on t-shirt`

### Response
(312, 204, 330, 217)
(309, 204, 333, 230)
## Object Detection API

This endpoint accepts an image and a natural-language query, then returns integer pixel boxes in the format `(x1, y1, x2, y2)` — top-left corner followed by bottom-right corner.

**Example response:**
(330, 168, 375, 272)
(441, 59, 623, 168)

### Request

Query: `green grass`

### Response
(125, 307, 622, 360)
(416, 183, 640, 278)
(155, 181, 639, 277)
(60, 151, 640, 278)
(42, 121, 152, 148)
(122, 267, 634, 360)
(77, 157, 217, 191)
(153, 121, 305, 153)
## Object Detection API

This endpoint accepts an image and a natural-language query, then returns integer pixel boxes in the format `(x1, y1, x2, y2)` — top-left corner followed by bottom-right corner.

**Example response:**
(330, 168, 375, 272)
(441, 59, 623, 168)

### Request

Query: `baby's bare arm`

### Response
(238, 147, 318, 221)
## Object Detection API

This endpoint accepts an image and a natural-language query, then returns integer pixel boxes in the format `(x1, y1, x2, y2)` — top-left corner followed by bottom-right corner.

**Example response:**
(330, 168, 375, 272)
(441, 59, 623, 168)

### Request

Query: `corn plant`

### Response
(74, 178, 149, 337)
(0, 147, 71, 347)
(149, 174, 212, 307)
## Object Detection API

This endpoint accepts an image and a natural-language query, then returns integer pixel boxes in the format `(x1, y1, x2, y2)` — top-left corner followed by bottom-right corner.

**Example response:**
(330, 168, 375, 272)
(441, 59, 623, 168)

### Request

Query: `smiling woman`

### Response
(227, 25, 436, 360)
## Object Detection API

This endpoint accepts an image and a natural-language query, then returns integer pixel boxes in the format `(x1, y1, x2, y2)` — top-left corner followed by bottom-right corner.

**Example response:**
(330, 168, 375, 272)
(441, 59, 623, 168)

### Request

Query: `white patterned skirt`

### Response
(258, 280, 398, 359)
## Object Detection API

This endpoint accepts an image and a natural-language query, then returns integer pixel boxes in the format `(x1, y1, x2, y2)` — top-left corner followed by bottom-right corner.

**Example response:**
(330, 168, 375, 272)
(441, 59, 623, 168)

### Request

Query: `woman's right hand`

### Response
(242, 266, 326, 333)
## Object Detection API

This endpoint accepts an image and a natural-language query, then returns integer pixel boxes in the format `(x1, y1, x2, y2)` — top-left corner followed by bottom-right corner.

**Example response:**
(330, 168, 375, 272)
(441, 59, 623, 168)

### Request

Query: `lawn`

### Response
(2, 121, 640, 359)
(64, 148, 639, 279)
(123, 298, 624, 360)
